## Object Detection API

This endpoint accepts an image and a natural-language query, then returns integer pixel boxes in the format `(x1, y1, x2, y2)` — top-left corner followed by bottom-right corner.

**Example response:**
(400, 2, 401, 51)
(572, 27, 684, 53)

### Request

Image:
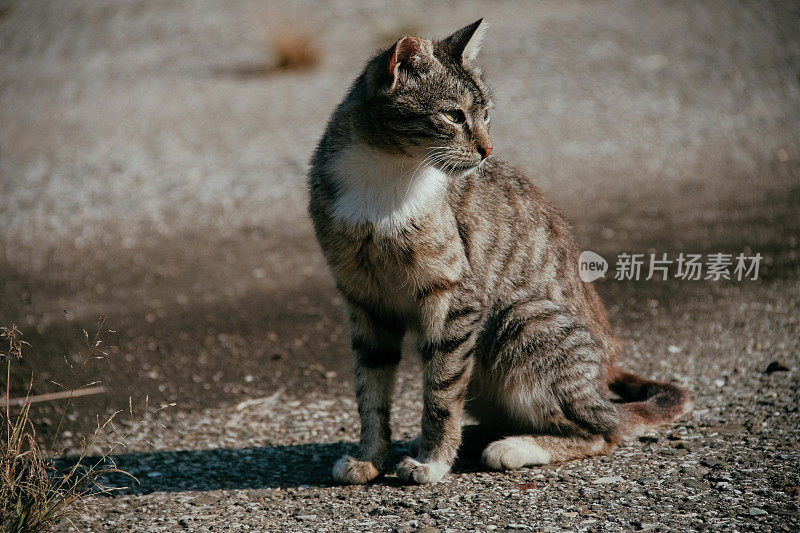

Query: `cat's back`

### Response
(451, 159, 613, 349)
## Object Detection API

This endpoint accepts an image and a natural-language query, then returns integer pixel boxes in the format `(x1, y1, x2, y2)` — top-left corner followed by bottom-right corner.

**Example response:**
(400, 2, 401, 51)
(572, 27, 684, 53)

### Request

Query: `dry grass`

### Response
(271, 32, 320, 71)
(0, 400, 125, 532)
(1, 326, 28, 445)
(0, 0, 13, 21)
(0, 321, 170, 532)
(221, 30, 321, 79)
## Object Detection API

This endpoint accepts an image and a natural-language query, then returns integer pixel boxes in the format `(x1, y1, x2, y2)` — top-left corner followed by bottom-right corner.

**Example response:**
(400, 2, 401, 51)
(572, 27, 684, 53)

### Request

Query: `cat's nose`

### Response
(478, 143, 493, 160)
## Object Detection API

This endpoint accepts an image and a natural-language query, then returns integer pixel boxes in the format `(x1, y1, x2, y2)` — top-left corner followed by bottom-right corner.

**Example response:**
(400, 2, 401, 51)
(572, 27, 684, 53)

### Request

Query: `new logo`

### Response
(578, 251, 608, 282)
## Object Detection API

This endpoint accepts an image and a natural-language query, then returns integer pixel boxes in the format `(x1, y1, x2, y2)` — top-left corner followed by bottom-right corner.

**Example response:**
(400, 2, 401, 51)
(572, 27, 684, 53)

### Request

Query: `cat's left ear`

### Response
(389, 36, 435, 89)
(442, 18, 488, 63)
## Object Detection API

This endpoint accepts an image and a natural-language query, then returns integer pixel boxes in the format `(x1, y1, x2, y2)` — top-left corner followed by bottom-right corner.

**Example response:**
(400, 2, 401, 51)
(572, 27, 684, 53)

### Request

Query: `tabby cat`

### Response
(307, 19, 691, 484)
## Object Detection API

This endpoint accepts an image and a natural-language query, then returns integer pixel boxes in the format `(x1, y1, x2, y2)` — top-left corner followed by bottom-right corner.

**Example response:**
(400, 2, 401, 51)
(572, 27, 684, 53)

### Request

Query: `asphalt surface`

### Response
(1, 1, 799, 531)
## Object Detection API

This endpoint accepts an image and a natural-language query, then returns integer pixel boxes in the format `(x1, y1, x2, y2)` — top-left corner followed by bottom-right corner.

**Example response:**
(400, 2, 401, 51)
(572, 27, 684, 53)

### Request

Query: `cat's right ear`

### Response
(388, 36, 434, 90)
(442, 18, 488, 64)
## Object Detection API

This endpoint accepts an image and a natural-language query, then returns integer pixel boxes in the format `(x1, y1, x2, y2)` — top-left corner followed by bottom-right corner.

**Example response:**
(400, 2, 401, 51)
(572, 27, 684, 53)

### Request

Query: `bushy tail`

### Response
(608, 367, 692, 439)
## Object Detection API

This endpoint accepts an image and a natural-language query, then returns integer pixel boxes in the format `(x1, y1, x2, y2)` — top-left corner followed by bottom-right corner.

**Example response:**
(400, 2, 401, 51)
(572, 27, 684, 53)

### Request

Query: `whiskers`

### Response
(400, 146, 482, 203)
(477, 156, 489, 180)
(403, 146, 451, 199)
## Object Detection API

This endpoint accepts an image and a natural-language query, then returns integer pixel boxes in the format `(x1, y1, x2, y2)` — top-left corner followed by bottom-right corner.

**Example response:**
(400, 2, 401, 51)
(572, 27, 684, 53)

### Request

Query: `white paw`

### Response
(482, 437, 551, 471)
(332, 455, 381, 484)
(395, 456, 450, 484)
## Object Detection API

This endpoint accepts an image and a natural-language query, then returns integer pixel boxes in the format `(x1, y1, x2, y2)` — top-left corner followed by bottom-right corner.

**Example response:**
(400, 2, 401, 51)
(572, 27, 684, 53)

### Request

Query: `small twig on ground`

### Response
(0, 386, 107, 407)
(234, 387, 286, 411)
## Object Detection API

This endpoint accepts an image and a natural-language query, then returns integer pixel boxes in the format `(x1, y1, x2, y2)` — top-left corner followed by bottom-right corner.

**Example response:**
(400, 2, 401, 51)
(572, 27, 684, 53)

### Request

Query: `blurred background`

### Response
(0, 0, 798, 457)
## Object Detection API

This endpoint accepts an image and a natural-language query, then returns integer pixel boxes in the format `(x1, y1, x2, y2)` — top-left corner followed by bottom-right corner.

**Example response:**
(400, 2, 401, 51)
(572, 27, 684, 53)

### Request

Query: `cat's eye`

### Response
(442, 109, 466, 124)
(484, 109, 490, 123)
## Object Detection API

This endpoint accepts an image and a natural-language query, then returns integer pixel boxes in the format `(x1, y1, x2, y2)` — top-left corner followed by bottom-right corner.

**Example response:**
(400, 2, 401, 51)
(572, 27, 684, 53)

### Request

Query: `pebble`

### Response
(764, 361, 789, 374)
(748, 507, 768, 516)
(673, 440, 700, 451)
(593, 476, 625, 484)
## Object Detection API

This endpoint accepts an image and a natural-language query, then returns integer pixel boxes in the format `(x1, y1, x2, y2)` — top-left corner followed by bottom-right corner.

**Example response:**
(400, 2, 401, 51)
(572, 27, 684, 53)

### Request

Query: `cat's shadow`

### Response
(62, 440, 486, 494)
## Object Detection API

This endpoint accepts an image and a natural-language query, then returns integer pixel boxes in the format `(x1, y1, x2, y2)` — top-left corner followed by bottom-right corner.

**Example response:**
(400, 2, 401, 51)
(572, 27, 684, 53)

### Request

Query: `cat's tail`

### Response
(608, 367, 692, 439)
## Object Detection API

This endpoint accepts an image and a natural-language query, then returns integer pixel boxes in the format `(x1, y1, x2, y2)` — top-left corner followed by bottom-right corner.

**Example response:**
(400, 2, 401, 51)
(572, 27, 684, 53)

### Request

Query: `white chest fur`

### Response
(330, 144, 448, 235)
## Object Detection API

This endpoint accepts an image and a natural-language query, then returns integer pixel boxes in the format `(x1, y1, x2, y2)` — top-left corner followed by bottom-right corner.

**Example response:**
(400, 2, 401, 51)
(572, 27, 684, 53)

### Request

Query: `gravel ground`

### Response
(1, 0, 799, 531)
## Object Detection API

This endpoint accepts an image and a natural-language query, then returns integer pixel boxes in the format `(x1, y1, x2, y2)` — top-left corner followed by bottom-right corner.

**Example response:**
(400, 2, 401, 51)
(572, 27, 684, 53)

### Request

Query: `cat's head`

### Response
(358, 19, 493, 173)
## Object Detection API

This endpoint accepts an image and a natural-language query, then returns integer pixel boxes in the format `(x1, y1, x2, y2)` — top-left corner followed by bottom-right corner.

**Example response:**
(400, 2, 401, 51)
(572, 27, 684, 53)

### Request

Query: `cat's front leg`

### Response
(333, 303, 404, 484)
(397, 297, 480, 484)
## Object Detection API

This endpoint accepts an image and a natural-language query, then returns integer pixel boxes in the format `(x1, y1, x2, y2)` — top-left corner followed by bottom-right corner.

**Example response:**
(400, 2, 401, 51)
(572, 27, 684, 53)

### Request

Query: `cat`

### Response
(307, 19, 691, 484)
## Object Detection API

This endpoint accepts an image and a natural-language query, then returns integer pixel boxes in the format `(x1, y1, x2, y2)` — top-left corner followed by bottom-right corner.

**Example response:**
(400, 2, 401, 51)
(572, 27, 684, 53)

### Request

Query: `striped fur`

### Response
(308, 20, 691, 485)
